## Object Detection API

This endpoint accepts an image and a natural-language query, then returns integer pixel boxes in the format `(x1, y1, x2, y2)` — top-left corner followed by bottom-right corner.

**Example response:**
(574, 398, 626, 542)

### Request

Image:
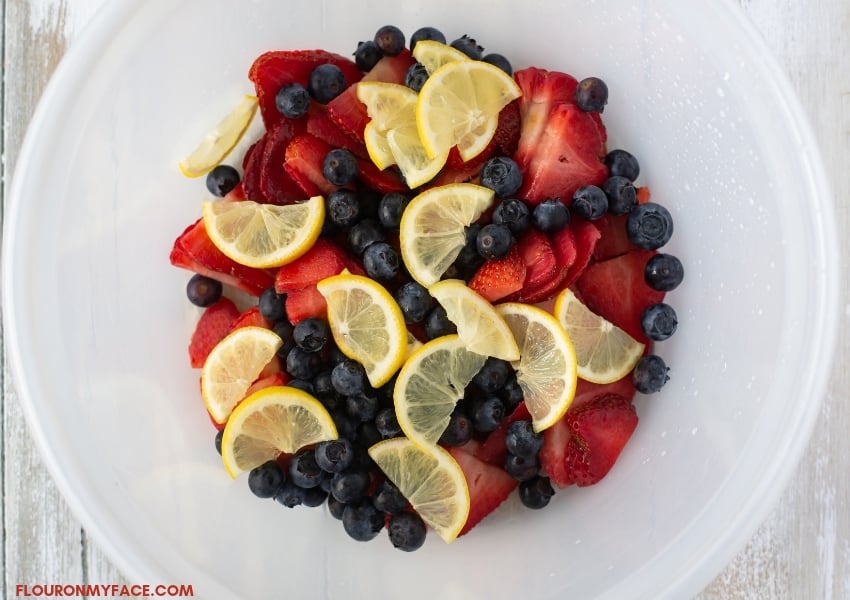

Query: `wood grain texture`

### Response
(1, 1, 847, 598)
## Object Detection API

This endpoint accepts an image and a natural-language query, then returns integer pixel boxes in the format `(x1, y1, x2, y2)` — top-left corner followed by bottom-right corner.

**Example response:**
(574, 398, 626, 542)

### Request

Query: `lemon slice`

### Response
(405, 330, 424, 361)
(394, 335, 487, 447)
(428, 279, 520, 361)
(317, 273, 407, 387)
(399, 183, 494, 287)
(416, 61, 522, 161)
(386, 124, 448, 187)
(553, 288, 645, 384)
(364, 122, 397, 169)
(411, 40, 471, 75)
(357, 82, 418, 130)
(201, 196, 324, 268)
(369, 437, 470, 543)
(220, 386, 338, 478)
(496, 303, 578, 432)
(179, 94, 258, 178)
(201, 326, 283, 424)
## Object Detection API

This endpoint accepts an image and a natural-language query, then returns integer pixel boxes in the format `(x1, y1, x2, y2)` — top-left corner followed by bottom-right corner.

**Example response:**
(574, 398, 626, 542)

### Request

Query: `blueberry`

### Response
(287, 379, 315, 394)
(322, 148, 359, 186)
(480, 157, 523, 198)
(388, 512, 427, 551)
(482, 53, 513, 75)
(342, 501, 384, 542)
(357, 422, 384, 451)
(492, 198, 530, 236)
(377, 192, 409, 230)
(375, 407, 402, 438)
(315, 438, 355, 473)
(354, 40, 382, 71)
(214, 429, 224, 455)
(410, 26, 446, 51)
(302, 486, 329, 508)
(574, 77, 608, 112)
(205, 165, 240, 197)
(476, 223, 514, 260)
(348, 219, 386, 255)
(273, 320, 297, 358)
(332, 359, 368, 396)
(374, 25, 406, 56)
(274, 82, 311, 119)
(346, 392, 380, 422)
(308, 63, 347, 104)
(424, 305, 457, 339)
(604, 149, 640, 182)
(405, 62, 429, 93)
(471, 396, 505, 433)
(313, 369, 336, 398)
(641, 303, 678, 341)
(633, 355, 670, 394)
(499, 375, 525, 412)
(327, 189, 362, 228)
(395, 281, 433, 324)
(472, 357, 511, 393)
(289, 448, 325, 489)
(532, 198, 570, 232)
(328, 494, 346, 519)
(603, 176, 637, 215)
(331, 410, 359, 441)
(571, 185, 609, 221)
(504, 453, 540, 482)
(438, 410, 473, 447)
(331, 468, 372, 503)
(327, 345, 348, 368)
(274, 480, 305, 507)
(644, 253, 685, 292)
(259, 287, 287, 322)
(292, 318, 329, 353)
(248, 460, 285, 498)
(450, 34, 484, 59)
(186, 274, 223, 307)
(505, 420, 544, 459)
(286, 346, 323, 380)
(363, 242, 400, 282)
(626, 202, 674, 250)
(518, 476, 555, 509)
(371, 482, 407, 519)
(450, 224, 485, 279)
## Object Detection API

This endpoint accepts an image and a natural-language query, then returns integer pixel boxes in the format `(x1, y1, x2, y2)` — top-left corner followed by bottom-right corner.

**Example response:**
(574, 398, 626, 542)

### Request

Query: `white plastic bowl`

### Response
(3, 1, 838, 598)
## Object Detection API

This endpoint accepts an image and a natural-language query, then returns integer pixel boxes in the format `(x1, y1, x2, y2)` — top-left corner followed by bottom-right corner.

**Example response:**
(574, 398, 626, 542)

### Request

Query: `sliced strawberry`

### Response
(245, 372, 291, 397)
(274, 239, 348, 293)
(248, 49, 362, 129)
(427, 160, 484, 188)
(188, 298, 240, 368)
(514, 68, 578, 167)
(511, 229, 557, 300)
(575, 250, 664, 343)
(325, 86, 370, 143)
(637, 186, 652, 204)
(515, 102, 607, 205)
(563, 218, 603, 287)
(170, 219, 275, 296)
(229, 306, 273, 332)
(447, 446, 518, 536)
(285, 285, 327, 323)
(444, 100, 522, 170)
(572, 375, 637, 411)
(468, 247, 526, 303)
(241, 136, 267, 203)
(306, 106, 369, 159)
(258, 118, 309, 204)
(592, 214, 636, 262)
(283, 134, 338, 196)
(474, 403, 531, 466)
(225, 182, 246, 201)
(361, 49, 415, 84)
(356, 157, 407, 193)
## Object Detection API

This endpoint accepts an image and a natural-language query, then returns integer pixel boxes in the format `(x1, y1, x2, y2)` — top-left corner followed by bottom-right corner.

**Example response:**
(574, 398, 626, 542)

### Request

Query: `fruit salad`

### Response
(169, 24, 683, 552)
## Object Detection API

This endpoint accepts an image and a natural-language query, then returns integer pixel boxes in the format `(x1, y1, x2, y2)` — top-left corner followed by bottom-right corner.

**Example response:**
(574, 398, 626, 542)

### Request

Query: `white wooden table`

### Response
(2, 1, 848, 598)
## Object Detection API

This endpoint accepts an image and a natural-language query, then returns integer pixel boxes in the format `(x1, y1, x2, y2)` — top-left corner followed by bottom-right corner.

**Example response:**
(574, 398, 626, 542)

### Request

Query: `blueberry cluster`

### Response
(275, 65, 349, 117)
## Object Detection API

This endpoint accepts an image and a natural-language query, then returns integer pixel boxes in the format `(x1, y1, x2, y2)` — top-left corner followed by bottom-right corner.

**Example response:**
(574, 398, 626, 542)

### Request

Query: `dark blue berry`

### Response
(258, 287, 287, 322)
(641, 303, 678, 341)
(633, 355, 670, 394)
(332, 359, 368, 396)
(346, 392, 380, 422)
(328, 494, 346, 519)
(505, 453, 540, 482)
(424, 305, 457, 339)
(302, 486, 329, 508)
(395, 281, 433, 324)
(331, 410, 359, 441)
(438, 410, 473, 447)
(572, 185, 608, 221)
(410, 26, 446, 51)
(605, 149, 640, 182)
(274, 480, 305, 507)
(472, 357, 511, 393)
(348, 218, 386, 255)
(626, 202, 674, 250)
(377, 192, 409, 230)
(327, 189, 362, 228)
(574, 77, 608, 112)
(356, 421, 383, 448)
(450, 34, 484, 59)
(471, 396, 505, 433)
(273, 320, 297, 358)
(482, 53, 513, 75)
(327, 345, 348, 367)
(373, 479, 408, 514)
(342, 501, 384, 542)
(288, 448, 325, 489)
(374, 25, 406, 56)
(322, 148, 359, 186)
(293, 317, 329, 353)
(499, 375, 525, 412)
(388, 512, 427, 551)
(275, 82, 311, 118)
(518, 476, 555, 509)
(354, 40, 382, 71)
(286, 346, 323, 380)
(375, 407, 402, 438)
(451, 224, 485, 279)
(214, 429, 223, 455)
(313, 369, 336, 398)
(492, 199, 530, 236)
(205, 165, 240, 197)
(603, 176, 637, 215)
(480, 157, 523, 198)
(308, 63, 347, 104)
(248, 460, 285, 498)
(331, 468, 371, 503)
(476, 223, 514, 260)
(363, 242, 400, 281)
(532, 198, 570, 232)
(505, 420, 543, 458)
(186, 274, 223, 307)
(405, 62, 429, 93)
(315, 438, 355, 473)
(287, 379, 315, 394)
(644, 253, 685, 292)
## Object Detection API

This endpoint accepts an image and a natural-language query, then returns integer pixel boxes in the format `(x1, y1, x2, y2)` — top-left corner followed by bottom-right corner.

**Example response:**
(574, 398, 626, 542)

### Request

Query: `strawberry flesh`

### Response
(510, 229, 557, 301)
(284, 134, 338, 196)
(448, 446, 518, 536)
(274, 239, 348, 293)
(285, 285, 328, 323)
(188, 298, 240, 368)
(468, 246, 527, 302)
(474, 403, 531, 466)
(229, 306, 274, 332)
(562, 217, 603, 287)
(306, 106, 370, 159)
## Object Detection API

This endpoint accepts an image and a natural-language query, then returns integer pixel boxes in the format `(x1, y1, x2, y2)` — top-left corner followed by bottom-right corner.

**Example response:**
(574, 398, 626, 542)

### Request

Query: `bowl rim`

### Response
(2, 0, 840, 597)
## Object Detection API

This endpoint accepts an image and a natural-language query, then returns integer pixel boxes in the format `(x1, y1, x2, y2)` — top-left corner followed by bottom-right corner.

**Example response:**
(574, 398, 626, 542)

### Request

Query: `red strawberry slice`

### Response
(447, 446, 518, 536)
(513, 226, 576, 304)
(474, 403, 531, 466)
(170, 219, 275, 296)
(468, 246, 526, 302)
(514, 68, 578, 167)
(285, 285, 327, 323)
(563, 217, 603, 287)
(572, 375, 637, 411)
(245, 372, 291, 398)
(274, 239, 348, 293)
(515, 102, 607, 205)
(229, 306, 274, 332)
(362, 50, 415, 84)
(241, 136, 267, 203)
(325, 86, 370, 144)
(188, 298, 240, 368)
(258, 118, 309, 204)
(306, 106, 370, 159)
(356, 158, 407, 193)
(248, 49, 362, 129)
(444, 100, 522, 170)
(592, 214, 635, 262)
(540, 393, 638, 487)
(511, 229, 557, 300)
(283, 134, 338, 196)
(575, 250, 664, 343)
